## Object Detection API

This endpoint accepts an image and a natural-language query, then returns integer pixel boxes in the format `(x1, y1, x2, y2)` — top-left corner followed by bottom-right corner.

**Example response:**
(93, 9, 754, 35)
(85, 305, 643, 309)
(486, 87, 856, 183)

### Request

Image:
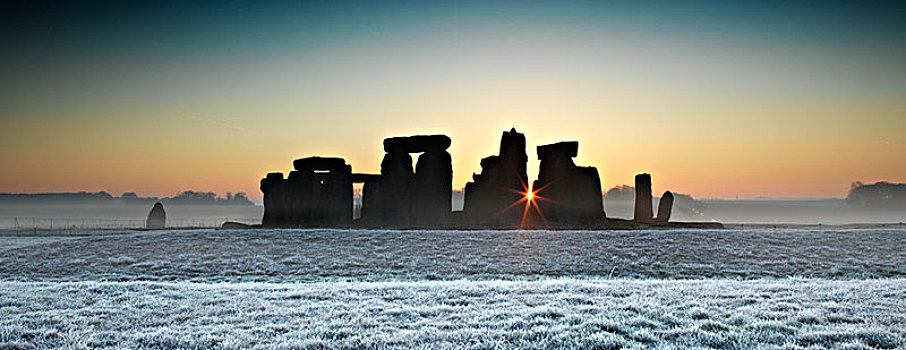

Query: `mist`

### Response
(3, 182, 905, 231)
(0, 203, 261, 231)
(604, 183, 906, 225)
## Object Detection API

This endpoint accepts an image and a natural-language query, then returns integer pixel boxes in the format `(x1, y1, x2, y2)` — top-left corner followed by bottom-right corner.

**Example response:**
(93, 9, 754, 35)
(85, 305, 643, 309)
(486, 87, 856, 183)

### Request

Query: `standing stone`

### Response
(287, 170, 314, 226)
(322, 164, 353, 225)
(381, 137, 415, 226)
(656, 191, 674, 223)
(532, 141, 604, 226)
(411, 135, 453, 226)
(462, 128, 528, 226)
(496, 129, 529, 224)
(573, 166, 606, 223)
(146, 202, 166, 229)
(355, 175, 382, 226)
(634, 173, 653, 223)
(260, 172, 287, 227)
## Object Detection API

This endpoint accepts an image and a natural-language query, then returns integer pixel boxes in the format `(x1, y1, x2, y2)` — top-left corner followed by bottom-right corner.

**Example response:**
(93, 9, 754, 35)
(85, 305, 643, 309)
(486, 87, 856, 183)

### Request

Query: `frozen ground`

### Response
(1, 229, 904, 349)
(2, 279, 904, 349)
(1, 229, 904, 281)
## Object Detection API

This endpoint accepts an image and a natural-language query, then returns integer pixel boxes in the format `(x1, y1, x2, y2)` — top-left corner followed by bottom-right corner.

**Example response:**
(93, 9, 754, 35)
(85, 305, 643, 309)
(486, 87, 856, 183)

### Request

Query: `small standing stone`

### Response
(146, 202, 166, 229)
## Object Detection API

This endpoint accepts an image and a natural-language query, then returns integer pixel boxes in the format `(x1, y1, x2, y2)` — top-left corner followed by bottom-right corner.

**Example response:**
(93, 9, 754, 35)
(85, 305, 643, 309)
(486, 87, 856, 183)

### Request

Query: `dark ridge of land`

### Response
(0, 191, 254, 206)
(219, 217, 723, 230)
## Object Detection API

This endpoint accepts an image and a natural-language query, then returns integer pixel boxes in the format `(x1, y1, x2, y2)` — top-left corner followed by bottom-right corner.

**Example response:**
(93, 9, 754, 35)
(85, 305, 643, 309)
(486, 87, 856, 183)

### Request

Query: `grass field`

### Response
(1, 229, 904, 349)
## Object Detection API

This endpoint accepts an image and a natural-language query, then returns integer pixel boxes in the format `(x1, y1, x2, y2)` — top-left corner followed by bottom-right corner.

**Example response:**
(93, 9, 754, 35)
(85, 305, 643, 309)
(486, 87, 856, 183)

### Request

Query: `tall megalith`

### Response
(462, 128, 528, 225)
(411, 135, 453, 226)
(260, 172, 287, 227)
(380, 137, 415, 226)
(633, 173, 654, 223)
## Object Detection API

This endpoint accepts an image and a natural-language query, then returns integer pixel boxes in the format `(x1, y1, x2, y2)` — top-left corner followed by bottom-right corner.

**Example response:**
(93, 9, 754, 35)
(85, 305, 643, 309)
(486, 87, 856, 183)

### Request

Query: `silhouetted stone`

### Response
(574, 166, 605, 221)
(351, 173, 382, 182)
(293, 157, 346, 171)
(262, 157, 354, 228)
(256, 128, 722, 230)
(532, 142, 604, 226)
(537, 141, 578, 159)
(656, 191, 674, 223)
(351, 173, 382, 225)
(408, 135, 451, 153)
(412, 146, 452, 225)
(260, 172, 288, 227)
(383, 137, 412, 153)
(146, 202, 166, 229)
(360, 180, 382, 225)
(287, 170, 313, 226)
(634, 173, 653, 223)
(361, 134, 455, 228)
(462, 128, 528, 225)
(380, 147, 414, 226)
(321, 163, 353, 226)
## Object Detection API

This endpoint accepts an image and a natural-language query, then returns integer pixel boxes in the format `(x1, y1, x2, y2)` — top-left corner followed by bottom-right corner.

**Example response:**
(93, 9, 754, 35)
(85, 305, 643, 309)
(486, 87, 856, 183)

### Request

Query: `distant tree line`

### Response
(846, 181, 906, 210)
(0, 191, 253, 206)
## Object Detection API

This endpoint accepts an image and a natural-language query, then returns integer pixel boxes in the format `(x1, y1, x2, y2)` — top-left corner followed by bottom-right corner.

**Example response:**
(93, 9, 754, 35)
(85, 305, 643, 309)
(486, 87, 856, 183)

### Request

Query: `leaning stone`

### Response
(656, 191, 674, 223)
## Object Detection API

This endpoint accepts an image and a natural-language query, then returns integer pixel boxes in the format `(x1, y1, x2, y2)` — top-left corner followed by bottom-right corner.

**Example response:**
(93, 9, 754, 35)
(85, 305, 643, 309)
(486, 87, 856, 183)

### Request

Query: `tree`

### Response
(846, 181, 906, 210)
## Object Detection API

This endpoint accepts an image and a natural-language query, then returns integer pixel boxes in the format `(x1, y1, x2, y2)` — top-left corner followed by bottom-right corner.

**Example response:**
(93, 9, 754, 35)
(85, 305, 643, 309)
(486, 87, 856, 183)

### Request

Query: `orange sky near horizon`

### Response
(2, 2, 905, 201)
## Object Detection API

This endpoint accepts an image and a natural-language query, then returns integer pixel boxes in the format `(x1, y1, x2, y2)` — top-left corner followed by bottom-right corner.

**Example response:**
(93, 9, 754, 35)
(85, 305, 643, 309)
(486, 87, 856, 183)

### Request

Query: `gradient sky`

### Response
(2, 1, 905, 200)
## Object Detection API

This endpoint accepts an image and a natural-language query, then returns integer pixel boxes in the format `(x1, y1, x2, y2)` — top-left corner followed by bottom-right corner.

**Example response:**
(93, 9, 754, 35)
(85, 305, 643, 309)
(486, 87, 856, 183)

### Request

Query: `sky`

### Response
(1, 0, 905, 200)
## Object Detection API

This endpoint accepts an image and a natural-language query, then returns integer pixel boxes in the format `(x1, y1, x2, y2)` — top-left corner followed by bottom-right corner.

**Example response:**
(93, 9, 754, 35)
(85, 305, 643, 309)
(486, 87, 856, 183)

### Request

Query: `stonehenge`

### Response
(256, 128, 702, 229)
(261, 135, 452, 228)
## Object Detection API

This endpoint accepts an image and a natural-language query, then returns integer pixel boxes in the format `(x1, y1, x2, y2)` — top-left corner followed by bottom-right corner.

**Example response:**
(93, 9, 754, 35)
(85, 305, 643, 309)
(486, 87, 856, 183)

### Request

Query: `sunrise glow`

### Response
(1, 2, 904, 200)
